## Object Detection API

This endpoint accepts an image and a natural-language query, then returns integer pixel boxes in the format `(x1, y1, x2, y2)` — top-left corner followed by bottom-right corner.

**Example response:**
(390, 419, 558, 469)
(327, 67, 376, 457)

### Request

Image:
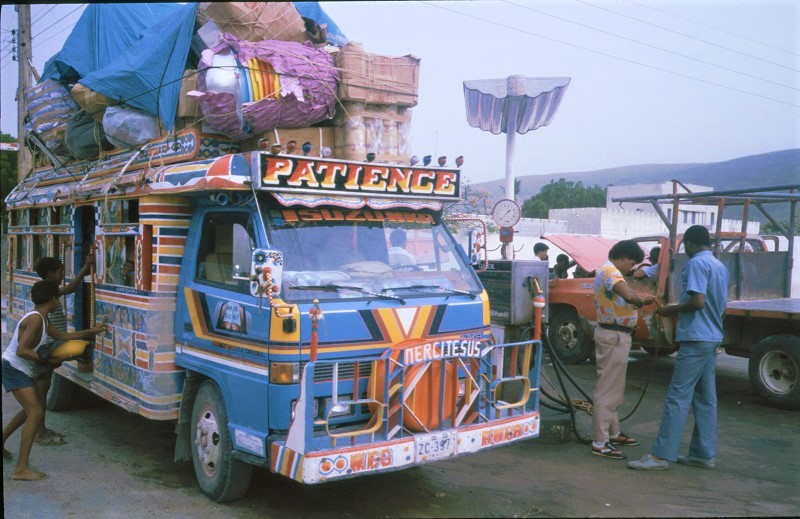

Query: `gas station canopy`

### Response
(463, 77, 571, 135)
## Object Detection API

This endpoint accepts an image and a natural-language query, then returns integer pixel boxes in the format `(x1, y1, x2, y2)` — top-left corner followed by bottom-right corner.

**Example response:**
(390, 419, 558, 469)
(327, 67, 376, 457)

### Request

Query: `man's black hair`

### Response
(390, 228, 407, 247)
(608, 240, 645, 263)
(649, 247, 661, 263)
(31, 280, 60, 305)
(683, 225, 711, 247)
(35, 257, 64, 279)
(556, 254, 569, 264)
(533, 242, 549, 254)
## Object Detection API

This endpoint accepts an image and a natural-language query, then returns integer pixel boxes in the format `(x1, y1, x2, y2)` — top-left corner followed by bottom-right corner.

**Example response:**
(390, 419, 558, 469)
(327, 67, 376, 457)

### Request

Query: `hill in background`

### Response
(468, 149, 800, 223)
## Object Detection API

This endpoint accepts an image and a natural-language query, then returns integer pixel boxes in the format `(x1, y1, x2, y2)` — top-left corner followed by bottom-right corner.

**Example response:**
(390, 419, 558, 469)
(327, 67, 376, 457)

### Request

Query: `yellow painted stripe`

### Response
(155, 245, 185, 256)
(410, 306, 433, 338)
(152, 220, 191, 229)
(140, 195, 191, 205)
(375, 308, 404, 343)
(183, 287, 268, 352)
(480, 290, 490, 326)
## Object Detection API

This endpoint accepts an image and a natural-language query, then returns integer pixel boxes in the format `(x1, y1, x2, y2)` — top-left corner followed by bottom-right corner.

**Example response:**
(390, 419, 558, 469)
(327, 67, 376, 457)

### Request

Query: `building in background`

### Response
(549, 182, 759, 239)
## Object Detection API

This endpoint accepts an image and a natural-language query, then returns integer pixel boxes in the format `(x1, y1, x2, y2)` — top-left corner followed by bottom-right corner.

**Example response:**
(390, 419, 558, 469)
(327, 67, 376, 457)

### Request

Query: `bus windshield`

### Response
(263, 205, 482, 302)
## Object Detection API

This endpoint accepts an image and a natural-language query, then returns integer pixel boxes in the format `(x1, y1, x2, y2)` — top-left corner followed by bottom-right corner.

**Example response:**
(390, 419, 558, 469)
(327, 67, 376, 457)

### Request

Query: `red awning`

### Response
(542, 234, 618, 272)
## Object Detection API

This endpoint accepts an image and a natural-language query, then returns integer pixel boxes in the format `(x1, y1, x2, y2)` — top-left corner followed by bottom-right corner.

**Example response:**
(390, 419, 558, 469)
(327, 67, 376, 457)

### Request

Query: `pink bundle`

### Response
(192, 34, 339, 139)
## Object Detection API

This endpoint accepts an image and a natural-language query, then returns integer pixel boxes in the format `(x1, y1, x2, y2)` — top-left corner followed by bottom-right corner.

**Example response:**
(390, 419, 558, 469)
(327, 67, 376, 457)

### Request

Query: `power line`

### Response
(32, 4, 85, 44)
(418, 1, 800, 109)
(573, 0, 800, 73)
(33, 19, 81, 51)
(31, 5, 58, 28)
(621, 0, 800, 58)
(503, 0, 799, 92)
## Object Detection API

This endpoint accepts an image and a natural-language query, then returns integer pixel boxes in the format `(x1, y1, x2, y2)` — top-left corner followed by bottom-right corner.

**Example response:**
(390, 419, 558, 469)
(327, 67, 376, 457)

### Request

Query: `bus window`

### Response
(14, 236, 26, 270)
(31, 235, 47, 267)
(196, 212, 256, 292)
(105, 235, 136, 287)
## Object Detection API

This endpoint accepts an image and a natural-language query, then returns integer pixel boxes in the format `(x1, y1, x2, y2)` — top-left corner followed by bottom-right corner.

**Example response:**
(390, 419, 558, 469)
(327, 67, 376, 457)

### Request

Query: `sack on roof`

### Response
(64, 111, 114, 160)
(24, 80, 79, 156)
(71, 83, 115, 121)
(103, 106, 161, 149)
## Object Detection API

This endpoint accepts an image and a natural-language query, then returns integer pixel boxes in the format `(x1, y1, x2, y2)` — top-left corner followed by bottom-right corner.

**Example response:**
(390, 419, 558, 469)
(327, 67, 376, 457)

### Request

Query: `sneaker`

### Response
(677, 455, 715, 469)
(628, 453, 669, 470)
(610, 432, 640, 446)
(591, 442, 626, 459)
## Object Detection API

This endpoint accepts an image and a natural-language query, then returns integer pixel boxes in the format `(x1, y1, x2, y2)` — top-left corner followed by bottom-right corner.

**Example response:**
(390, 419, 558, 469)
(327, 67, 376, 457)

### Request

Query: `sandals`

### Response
(34, 430, 65, 446)
(610, 432, 640, 446)
(592, 442, 626, 459)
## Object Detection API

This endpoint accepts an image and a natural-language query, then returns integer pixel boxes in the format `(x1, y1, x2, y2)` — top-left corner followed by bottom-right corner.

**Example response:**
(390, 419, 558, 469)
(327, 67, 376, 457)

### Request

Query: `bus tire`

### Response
(547, 308, 591, 365)
(46, 372, 78, 411)
(748, 335, 800, 410)
(191, 381, 253, 502)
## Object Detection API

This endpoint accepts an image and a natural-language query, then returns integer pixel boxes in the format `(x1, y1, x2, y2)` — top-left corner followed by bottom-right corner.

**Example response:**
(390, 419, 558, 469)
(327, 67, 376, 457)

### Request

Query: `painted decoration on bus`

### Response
(214, 301, 249, 333)
(257, 154, 461, 200)
(275, 207, 435, 225)
(402, 339, 483, 365)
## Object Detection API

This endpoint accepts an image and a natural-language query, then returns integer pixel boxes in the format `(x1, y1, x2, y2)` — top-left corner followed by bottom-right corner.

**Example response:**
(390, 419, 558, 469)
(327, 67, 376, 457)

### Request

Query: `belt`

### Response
(598, 323, 635, 335)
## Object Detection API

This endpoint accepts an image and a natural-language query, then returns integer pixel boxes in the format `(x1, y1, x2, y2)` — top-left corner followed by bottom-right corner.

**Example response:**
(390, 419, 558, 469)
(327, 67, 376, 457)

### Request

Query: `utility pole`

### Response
(16, 4, 33, 182)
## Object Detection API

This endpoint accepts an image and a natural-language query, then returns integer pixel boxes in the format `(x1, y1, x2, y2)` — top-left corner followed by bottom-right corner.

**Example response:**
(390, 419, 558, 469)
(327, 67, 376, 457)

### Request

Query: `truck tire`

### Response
(191, 381, 253, 502)
(46, 372, 78, 411)
(547, 308, 591, 365)
(748, 335, 800, 410)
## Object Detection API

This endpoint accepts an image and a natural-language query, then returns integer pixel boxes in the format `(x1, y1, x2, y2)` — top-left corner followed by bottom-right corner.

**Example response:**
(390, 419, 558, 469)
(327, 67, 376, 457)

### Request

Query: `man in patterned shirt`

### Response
(591, 240, 655, 459)
(33, 255, 99, 445)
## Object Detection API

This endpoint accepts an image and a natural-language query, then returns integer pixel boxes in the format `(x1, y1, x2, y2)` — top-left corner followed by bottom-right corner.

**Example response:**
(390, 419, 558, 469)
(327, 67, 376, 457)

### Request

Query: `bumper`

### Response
(271, 411, 540, 483)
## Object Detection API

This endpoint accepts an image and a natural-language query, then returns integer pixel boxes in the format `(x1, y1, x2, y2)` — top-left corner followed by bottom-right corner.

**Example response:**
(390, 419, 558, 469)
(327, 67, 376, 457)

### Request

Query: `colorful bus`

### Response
(4, 131, 543, 501)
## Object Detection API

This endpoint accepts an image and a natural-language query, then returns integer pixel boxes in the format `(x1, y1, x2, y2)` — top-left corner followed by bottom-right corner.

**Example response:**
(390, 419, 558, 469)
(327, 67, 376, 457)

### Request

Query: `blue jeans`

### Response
(652, 341, 718, 462)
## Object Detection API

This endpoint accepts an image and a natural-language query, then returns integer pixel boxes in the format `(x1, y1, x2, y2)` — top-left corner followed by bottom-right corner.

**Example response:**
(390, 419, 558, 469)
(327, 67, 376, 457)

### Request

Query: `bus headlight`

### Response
(325, 397, 353, 418)
(291, 398, 320, 420)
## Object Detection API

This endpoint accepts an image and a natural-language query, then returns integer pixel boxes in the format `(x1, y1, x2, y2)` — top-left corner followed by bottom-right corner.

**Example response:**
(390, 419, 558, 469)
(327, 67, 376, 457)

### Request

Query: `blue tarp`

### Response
(41, 3, 197, 131)
(293, 2, 348, 47)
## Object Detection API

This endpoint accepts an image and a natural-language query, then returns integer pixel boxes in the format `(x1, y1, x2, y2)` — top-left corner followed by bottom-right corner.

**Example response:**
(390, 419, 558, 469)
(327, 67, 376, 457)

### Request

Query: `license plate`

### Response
(414, 430, 458, 463)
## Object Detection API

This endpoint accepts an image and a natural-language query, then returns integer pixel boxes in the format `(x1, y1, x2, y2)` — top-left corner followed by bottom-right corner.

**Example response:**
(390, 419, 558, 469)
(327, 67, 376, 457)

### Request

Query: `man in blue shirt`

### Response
(633, 247, 660, 279)
(628, 225, 729, 471)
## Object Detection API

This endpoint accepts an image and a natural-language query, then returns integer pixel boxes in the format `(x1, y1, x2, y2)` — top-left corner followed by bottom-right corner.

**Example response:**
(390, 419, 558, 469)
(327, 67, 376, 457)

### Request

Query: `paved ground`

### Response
(3, 346, 798, 518)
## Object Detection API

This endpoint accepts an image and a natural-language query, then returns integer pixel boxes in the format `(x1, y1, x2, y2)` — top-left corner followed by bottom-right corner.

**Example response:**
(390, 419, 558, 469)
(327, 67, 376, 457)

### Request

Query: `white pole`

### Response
(504, 76, 526, 202)
(505, 129, 516, 202)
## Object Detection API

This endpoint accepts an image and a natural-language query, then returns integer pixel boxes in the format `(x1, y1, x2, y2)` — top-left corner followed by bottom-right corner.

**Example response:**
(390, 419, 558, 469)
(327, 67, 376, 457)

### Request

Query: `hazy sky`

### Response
(1, 1, 798, 185)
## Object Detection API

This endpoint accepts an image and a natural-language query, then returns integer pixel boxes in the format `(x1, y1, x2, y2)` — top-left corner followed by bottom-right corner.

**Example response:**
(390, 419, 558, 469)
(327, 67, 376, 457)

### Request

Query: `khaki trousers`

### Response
(591, 327, 632, 442)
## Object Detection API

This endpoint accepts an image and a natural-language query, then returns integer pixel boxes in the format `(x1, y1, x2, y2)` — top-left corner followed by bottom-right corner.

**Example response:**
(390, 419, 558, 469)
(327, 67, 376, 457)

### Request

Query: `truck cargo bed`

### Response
(726, 298, 800, 320)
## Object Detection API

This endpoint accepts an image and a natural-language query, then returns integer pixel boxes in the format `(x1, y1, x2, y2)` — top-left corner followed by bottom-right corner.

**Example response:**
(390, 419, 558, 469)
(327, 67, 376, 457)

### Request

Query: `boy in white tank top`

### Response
(2, 281, 62, 481)
(33, 255, 101, 445)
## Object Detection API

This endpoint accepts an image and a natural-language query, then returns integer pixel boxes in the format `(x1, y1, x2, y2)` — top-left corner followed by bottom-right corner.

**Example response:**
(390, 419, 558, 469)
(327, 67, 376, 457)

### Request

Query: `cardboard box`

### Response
(177, 70, 201, 119)
(333, 102, 413, 163)
(191, 20, 222, 56)
(335, 42, 420, 107)
(242, 126, 334, 155)
(198, 2, 307, 43)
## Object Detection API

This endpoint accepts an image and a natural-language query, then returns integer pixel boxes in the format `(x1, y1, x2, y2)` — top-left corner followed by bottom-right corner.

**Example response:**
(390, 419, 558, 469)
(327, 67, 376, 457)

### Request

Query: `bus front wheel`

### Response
(191, 381, 253, 502)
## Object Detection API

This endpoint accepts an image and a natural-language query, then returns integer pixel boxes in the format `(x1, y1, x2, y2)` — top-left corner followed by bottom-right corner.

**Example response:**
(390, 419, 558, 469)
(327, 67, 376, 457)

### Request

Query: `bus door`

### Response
(74, 205, 96, 372)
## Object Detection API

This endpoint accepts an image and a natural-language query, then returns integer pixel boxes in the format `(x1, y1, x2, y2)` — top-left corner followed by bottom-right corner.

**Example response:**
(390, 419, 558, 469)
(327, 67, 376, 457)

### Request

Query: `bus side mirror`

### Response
(250, 248, 284, 298)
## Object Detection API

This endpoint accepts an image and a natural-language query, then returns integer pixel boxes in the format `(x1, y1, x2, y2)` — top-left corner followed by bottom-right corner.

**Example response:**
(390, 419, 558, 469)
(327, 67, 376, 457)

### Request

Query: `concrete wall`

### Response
(549, 207, 760, 239)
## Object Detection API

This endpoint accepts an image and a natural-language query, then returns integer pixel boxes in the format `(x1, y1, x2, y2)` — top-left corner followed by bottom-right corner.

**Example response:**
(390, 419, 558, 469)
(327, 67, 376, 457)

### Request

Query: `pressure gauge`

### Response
(491, 199, 521, 227)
